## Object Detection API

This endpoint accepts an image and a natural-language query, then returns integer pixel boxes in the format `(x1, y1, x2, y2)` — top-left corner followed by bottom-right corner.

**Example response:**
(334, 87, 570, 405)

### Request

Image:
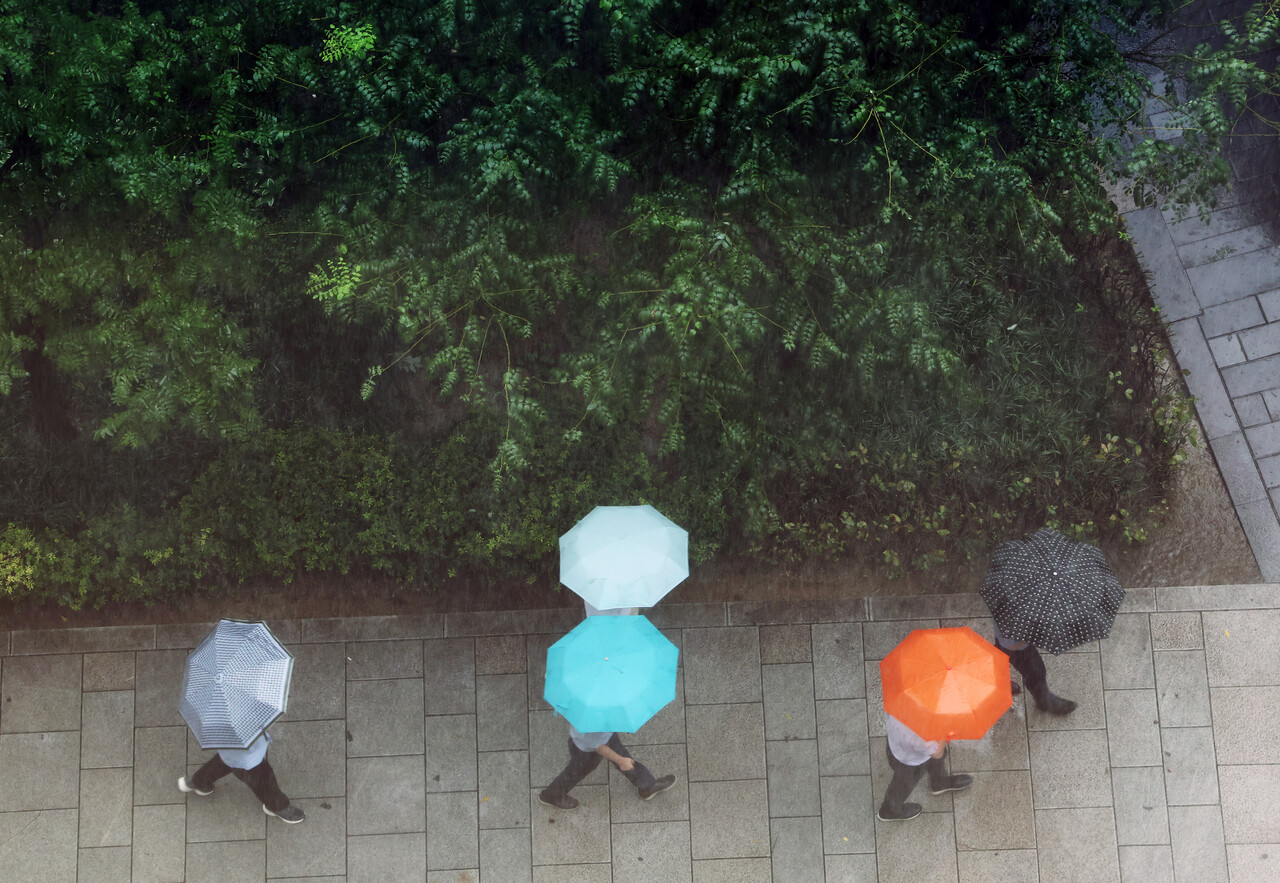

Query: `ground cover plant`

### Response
(1, 0, 1277, 607)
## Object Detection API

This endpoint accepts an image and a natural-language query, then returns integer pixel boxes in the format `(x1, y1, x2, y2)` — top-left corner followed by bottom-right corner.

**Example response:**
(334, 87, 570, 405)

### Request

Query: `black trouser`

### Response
(879, 742, 949, 816)
(543, 735, 656, 800)
(190, 753, 290, 813)
(999, 643, 1052, 705)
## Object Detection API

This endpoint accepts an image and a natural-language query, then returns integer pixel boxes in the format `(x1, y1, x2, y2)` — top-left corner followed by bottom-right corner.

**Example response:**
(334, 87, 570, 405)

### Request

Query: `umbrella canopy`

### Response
(559, 504, 689, 610)
(544, 614, 679, 733)
(880, 627, 1012, 742)
(982, 528, 1125, 654)
(179, 620, 295, 750)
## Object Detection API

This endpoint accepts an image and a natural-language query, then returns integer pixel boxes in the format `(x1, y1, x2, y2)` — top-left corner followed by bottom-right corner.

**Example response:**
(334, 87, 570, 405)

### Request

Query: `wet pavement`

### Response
(1, 587, 1276, 881)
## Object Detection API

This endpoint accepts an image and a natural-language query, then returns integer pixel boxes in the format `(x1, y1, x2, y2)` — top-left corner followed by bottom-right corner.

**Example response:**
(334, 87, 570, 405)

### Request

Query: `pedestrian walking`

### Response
(994, 620, 1077, 715)
(877, 713, 972, 822)
(539, 724, 676, 810)
(178, 729, 306, 823)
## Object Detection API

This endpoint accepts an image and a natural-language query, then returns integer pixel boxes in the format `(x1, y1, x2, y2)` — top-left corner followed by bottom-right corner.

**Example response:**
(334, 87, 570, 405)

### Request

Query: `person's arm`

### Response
(931, 742, 946, 759)
(595, 744, 635, 771)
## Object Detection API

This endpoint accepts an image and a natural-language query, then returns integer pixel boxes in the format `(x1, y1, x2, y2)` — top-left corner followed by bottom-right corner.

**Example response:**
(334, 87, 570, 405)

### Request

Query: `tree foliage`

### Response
(0, 0, 1276, 605)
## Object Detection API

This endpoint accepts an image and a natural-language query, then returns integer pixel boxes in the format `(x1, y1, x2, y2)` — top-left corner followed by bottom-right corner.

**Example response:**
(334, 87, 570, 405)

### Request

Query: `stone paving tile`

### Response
(1118, 844, 1174, 883)
(526, 631, 555, 713)
(689, 779, 770, 860)
(612, 820, 693, 883)
(1127, 207, 1200, 321)
(1111, 765, 1169, 846)
(727, 598, 866, 626)
(682, 627, 761, 705)
(82, 651, 135, 692)
(768, 816, 824, 883)
(346, 639, 424, 679)
(1247, 419, 1280, 458)
(80, 690, 133, 769)
(283, 641, 346, 721)
(132, 803, 186, 883)
(480, 827, 532, 883)
(875, 810, 959, 883)
(528, 710, 604, 791)
(426, 790, 479, 870)
(1161, 726, 1220, 806)
(271, 718, 347, 798)
(953, 769, 1034, 851)
(811, 622, 865, 700)
(425, 714, 478, 793)
(0, 653, 81, 733)
(184, 772, 267, 842)
(477, 673, 529, 751)
(78, 766, 132, 848)
(759, 624, 811, 663)
(1238, 392, 1272, 427)
(428, 868, 482, 882)
(949, 704, 1030, 772)
(265, 797, 346, 878)
(1036, 807, 1120, 883)
(1263, 290, 1280, 323)
(1241, 325, 1280, 361)
(0, 809, 78, 883)
(134, 649, 188, 728)
(1211, 684, 1280, 765)
(1028, 730, 1112, 808)
(347, 832, 426, 883)
(765, 738, 820, 818)
(1218, 764, 1280, 844)
(479, 749, 530, 830)
(423, 637, 476, 716)
(346, 678, 425, 756)
(1167, 318, 1240, 440)
(446, 607, 579, 638)
(534, 863, 613, 883)
(1203, 608, 1280, 686)
(347, 755, 426, 835)
(134, 725, 186, 806)
(865, 664, 885, 737)
(10, 624, 153, 655)
(1209, 332, 1247, 366)
(761, 662, 816, 740)
(861, 619, 939, 661)
(1235, 499, 1280, 581)
(530, 783, 611, 864)
(1168, 804, 1230, 882)
(1224, 351, 1280, 398)
(629, 671, 686, 747)
(1227, 844, 1280, 881)
(475, 634, 527, 675)
(1149, 613, 1202, 650)
(1261, 452, 1280, 486)
(1100, 613, 1155, 689)
(648, 602, 724, 629)
(185, 839, 265, 883)
(1186, 225, 1272, 268)
(0, 731, 80, 812)
(816, 699, 870, 777)
(302, 614, 443, 642)
(685, 703, 765, 782)
(77, 846, 132, 882)
(691, 856, 772, 882)
(819, 775, 875, 854)
(608, 743, 689, 824)
(824, 853, 879, 881)
(957, 849, 1040, 882)
(1104, 689, 1161, 767)
(1186, 243, 1280, 305)
(1157, 583, 1280, 611)
(1153, 650, 1212, 727)
(1026, 652, 1105, 731)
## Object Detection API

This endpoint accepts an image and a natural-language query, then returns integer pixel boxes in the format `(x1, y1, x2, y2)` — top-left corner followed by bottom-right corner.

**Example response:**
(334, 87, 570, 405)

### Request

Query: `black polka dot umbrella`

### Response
(981, 528, 1125, 655)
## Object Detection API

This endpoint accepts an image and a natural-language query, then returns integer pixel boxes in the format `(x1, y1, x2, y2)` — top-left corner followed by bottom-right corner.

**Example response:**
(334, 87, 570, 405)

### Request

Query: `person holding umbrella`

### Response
(982, 528, 1126, 717)
(876, 627, 1010, 822)
(176, 619, 306, 824)
(539, 614, 679, 810)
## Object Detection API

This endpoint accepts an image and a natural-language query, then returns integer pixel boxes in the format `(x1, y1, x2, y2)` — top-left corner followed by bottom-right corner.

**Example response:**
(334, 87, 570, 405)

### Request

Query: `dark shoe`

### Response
(263, 803, 306, 824)
(930, 774, 973, 795)
(1010, 680, 1022, 696)
(538, 790, 578, 810)
(177, 776, 212, 796)
(640, 775, 676, 800)
(877, 803, 922, 822)
(1036, 693, 1077, 716)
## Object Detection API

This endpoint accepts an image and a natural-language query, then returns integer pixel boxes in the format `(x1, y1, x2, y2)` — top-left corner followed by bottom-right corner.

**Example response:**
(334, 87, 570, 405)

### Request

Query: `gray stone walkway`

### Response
(1, 588, 1277, 881)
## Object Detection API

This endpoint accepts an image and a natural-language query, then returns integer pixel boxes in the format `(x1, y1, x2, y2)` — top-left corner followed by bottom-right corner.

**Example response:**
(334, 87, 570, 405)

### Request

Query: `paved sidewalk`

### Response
(1, 588, 1277, 881)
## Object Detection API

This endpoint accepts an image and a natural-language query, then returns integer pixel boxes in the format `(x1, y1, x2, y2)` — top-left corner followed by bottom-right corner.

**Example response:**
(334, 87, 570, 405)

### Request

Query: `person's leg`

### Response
(878, 743, 926, 819)
(542, 738, 603, 802)
(232, 757, 290, 813)
(1006, 645, 1075, 715)
(188, 753, 234, 793)
(607, 735, 658, 793)
(924, 746, 973, 794)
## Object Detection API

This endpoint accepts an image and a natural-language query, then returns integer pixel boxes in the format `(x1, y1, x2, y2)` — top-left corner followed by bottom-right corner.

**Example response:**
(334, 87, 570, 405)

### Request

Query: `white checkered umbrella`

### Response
(179, 620, 294, 749)
(981, 528, 1125, 655)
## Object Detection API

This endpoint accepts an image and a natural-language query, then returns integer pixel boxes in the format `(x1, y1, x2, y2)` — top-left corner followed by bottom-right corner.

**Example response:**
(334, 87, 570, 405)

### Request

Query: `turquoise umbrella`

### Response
(544, 614, 679, 733)
(559, 504, 689, 610)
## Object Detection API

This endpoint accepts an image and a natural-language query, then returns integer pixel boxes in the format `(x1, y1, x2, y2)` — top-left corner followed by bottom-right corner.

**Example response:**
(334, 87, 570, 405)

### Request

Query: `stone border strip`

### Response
(2, 585, 1274, 654)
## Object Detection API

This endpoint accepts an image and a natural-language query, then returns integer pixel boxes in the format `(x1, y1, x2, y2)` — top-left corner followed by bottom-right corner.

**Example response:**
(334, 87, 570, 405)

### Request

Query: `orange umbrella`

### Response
(880, 627, 1011, 742)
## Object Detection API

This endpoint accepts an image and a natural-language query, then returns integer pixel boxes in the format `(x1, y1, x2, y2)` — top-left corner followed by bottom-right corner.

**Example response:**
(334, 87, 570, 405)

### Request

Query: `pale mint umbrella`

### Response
(544, 614, 679, 732)
(559, 504, 689, 610)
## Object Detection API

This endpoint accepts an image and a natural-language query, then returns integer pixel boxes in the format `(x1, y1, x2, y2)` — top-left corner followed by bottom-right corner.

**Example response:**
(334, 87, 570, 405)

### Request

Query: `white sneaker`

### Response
(177, 776, 212, 796)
